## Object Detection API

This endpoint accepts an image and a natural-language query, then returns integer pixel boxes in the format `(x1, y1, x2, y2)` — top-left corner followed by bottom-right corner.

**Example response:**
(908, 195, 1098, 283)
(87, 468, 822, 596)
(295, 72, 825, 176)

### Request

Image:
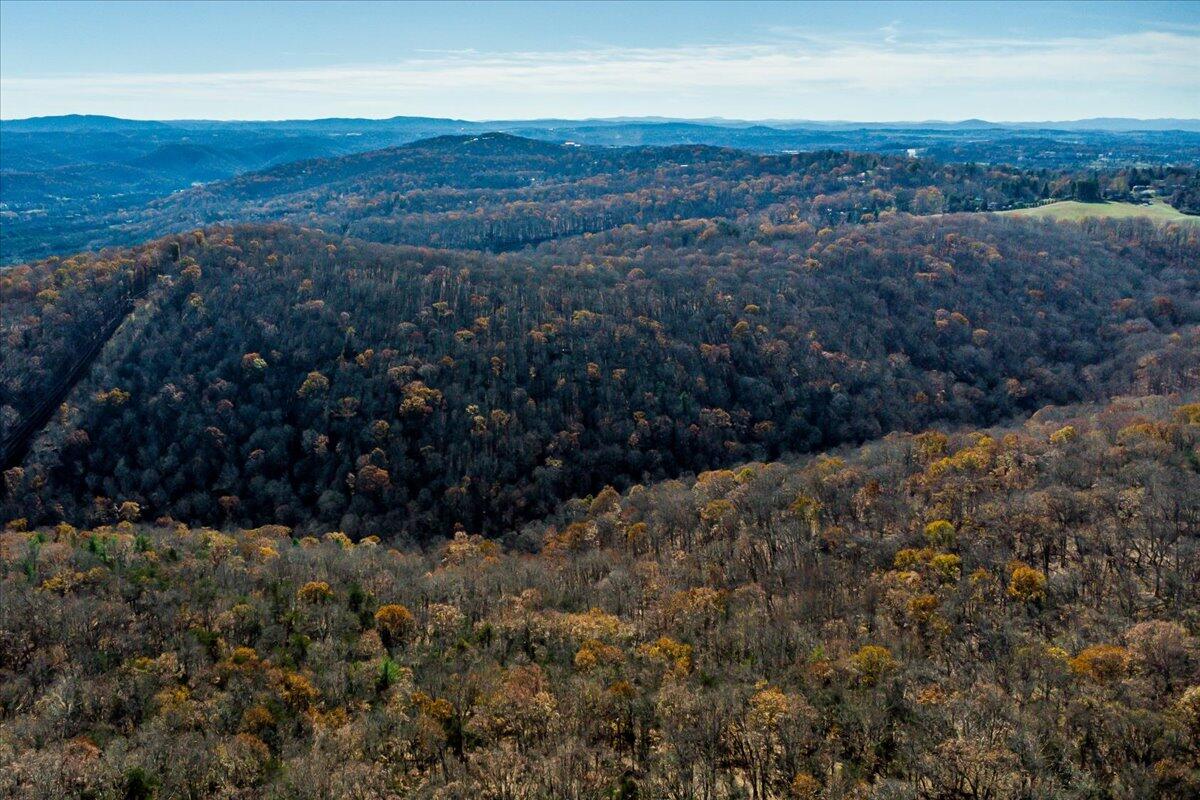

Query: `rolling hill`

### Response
(998, 199, 1200, 225)
(4, 212, 1197, 539)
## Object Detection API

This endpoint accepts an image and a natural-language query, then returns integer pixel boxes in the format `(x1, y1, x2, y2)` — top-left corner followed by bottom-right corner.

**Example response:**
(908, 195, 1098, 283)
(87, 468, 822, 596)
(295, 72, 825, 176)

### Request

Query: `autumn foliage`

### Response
(2, 394, 1198, 798)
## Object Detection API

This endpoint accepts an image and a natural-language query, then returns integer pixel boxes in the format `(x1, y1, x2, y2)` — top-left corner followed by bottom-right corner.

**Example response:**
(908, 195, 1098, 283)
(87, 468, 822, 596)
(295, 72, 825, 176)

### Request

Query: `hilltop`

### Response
(10, 130, 1186, 263)
(4, 212, 1198, 538)
(5, 117, 1198, 264)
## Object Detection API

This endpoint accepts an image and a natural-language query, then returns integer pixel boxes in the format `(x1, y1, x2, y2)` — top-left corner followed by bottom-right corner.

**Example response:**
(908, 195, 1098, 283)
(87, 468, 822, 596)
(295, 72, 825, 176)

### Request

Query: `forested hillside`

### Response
(0, 242, 169, 464)
(119, 135, 1051, 247)
(109, 135, 1200, 253)
(3, 393, 1198, 798)
(4, 214, 1197, 539)
(7, 118, 1197, 264)
(10, 132, 1197, 264)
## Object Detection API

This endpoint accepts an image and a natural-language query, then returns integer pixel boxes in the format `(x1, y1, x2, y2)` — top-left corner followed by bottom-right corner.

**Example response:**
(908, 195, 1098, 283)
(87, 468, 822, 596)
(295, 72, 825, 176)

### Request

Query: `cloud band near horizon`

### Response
(2, 30, 1196, 121)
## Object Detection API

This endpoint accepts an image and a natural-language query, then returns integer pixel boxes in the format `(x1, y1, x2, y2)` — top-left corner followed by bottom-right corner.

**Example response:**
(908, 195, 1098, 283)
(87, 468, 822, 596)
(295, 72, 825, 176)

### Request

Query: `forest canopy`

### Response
(4, 213, 1197, 539)
(2, 393, 1198, 798)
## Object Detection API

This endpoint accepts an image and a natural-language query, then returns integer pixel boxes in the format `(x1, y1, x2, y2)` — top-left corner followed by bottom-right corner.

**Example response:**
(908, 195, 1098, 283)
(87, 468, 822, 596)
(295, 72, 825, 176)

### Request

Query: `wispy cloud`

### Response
(2, 30, 1196, 120)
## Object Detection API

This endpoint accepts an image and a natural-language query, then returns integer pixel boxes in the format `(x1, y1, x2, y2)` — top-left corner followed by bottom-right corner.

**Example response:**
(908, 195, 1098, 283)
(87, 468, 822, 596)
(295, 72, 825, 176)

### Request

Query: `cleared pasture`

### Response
(997, 199, 1200, 224)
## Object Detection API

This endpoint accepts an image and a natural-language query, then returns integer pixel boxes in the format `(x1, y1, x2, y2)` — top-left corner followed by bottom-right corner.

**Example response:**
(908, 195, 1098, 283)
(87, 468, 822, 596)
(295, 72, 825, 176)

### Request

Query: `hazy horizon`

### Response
(2, 0, 1197, 122)
(4, 112, 1200, 126)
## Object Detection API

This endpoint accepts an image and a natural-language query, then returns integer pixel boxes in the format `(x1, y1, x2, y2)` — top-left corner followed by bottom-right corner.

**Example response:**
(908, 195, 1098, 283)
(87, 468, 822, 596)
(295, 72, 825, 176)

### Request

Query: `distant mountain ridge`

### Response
(4, 113, 1199, 132)
(4, 115, 1199, 264)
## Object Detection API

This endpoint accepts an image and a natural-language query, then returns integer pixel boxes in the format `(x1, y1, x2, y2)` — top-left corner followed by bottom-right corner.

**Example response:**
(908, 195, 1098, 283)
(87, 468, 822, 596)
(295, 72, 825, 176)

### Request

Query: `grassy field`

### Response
(997, 199, 1200, 225)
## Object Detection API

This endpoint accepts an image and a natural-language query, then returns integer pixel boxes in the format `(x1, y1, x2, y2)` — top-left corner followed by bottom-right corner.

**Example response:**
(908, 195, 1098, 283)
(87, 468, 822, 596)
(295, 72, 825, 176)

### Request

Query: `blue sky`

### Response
(1, 0, 1196, 121)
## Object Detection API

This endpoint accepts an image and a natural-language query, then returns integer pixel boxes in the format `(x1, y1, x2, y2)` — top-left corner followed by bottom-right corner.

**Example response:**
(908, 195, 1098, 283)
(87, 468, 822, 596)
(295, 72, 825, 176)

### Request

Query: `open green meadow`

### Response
(998, 199, 1200, 224)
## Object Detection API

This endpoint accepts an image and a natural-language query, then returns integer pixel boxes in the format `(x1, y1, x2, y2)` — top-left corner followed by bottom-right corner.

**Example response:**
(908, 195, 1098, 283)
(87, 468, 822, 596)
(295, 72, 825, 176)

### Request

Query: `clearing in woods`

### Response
(997, 198, 1200, 224)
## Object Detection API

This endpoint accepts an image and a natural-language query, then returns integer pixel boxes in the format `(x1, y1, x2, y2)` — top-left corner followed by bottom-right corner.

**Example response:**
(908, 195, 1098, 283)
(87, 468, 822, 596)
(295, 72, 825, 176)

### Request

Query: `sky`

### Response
(1, 0, 1197, 122)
